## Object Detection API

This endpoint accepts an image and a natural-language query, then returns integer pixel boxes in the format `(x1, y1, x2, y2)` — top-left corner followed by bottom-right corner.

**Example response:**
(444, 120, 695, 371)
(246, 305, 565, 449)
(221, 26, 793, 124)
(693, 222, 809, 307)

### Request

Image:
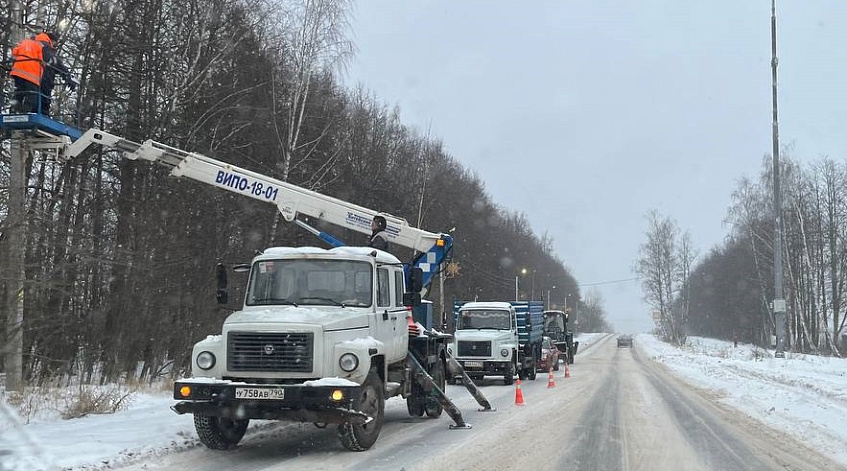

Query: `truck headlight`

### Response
(196, 351, 216, 370)
(339, 353, 359, 372)
(500, 348, 509, 358)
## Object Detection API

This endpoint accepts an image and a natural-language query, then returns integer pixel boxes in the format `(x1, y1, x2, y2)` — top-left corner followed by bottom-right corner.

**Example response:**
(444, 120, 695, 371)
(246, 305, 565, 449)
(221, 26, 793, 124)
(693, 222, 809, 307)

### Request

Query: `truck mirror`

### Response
(407, 267, 424, 293)
(216, 263, 228, 289)
(216, 263, 228, 305)
(402, 292, 422, 307)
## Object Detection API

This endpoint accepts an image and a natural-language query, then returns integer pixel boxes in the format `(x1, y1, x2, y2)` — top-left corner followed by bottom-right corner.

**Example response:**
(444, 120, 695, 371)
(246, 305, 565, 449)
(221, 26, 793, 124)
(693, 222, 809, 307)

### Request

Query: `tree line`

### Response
(0, 0, 602, 386)
(638, 155, 846, 355)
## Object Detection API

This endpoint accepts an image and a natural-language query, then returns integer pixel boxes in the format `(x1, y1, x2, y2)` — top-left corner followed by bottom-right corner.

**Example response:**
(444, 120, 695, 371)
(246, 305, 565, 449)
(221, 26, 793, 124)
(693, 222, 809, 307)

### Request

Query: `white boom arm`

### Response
(65, 129, 452, 281)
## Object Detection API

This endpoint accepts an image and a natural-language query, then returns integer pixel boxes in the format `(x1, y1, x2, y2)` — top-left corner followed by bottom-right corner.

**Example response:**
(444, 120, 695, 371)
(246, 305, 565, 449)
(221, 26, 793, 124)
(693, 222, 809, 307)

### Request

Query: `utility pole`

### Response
(439, 269, 447, 331)
(771, 0, 787, 358)
(514, 276, 519, 302)
(4, 1, 27, 394)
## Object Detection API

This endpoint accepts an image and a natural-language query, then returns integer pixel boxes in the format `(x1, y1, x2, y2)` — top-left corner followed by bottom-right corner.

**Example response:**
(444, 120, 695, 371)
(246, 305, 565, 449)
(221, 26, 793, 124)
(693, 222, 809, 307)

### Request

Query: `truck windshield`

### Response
(246, 259, 373, 307)
(457, 309, 511, 330)
(544, 317, 564, 331)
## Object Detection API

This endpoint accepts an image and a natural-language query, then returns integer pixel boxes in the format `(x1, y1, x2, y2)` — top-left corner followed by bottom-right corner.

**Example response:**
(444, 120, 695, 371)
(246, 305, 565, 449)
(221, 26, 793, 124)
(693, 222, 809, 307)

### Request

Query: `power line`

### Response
(579, 276, 641, 287)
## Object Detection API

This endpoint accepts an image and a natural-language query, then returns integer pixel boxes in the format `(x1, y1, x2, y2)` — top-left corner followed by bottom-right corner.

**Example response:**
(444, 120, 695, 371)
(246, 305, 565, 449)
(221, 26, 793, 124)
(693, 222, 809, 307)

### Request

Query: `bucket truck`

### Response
(62, 128, 477, 452)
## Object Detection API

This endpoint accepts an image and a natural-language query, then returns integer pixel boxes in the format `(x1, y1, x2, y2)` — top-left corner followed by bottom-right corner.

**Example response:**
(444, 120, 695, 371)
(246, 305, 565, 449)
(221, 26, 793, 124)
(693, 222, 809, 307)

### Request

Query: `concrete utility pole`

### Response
(4, 136, 27, 394)
(4, 2, 27, 393)
(771, 0, 787, 358)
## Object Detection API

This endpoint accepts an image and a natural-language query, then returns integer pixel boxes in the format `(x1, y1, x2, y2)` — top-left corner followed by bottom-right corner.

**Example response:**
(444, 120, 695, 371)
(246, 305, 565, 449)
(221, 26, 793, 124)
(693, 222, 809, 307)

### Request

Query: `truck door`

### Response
(375, 267, 408, 363)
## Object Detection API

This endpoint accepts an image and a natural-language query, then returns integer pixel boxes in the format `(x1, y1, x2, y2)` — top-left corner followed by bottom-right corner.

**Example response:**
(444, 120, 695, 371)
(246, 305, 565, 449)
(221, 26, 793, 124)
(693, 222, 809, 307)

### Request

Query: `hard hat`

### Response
(35, 32, 53, 47)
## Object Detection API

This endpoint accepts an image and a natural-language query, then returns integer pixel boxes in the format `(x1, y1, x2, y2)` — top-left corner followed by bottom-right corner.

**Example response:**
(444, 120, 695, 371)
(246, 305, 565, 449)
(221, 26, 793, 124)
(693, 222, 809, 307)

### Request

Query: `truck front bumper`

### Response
(172, 379, 367, 425)
(453, 359, 510, 376)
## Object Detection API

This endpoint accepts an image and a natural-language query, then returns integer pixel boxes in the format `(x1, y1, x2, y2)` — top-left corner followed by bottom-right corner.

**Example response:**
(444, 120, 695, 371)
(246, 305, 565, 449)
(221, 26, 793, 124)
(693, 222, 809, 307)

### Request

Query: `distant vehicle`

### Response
(617, 334, 633, 348)
(537, 336, 561, 371)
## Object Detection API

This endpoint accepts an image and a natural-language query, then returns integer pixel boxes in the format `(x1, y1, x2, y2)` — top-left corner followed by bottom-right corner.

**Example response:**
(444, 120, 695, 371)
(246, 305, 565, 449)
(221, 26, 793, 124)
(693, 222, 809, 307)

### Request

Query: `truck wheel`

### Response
(194, 414, 249, 450)
(527, 365, 537, 381)
(338, 370, 384, 451)
(425, 360, 445, 418)
(503, 362, 515, 385)
(407, 391, 425, 417)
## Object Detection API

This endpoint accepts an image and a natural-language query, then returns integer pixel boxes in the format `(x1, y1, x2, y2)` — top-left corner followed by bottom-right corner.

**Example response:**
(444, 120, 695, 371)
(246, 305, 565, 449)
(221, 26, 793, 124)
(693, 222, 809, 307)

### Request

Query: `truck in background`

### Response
(543, 310, 578, 364)
(448, 301, 544, 385)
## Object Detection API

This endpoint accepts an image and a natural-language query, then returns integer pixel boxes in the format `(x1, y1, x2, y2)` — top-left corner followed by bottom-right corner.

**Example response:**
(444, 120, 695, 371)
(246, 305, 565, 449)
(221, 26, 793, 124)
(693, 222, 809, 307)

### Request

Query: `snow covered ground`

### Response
(1, 333, 846, 470)
(638, 334, 847, 467)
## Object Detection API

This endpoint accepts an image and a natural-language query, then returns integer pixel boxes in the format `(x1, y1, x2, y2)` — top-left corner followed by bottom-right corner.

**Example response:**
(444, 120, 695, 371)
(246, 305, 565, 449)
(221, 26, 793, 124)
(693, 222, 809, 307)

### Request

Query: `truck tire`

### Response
(407, 387, 425, 417)
(527, 364, 537, 380)
(338, 370, 384, 451)
(425, 360, 445, 418)
(503, 362, 515, 385)
(193, 414, 249, 450)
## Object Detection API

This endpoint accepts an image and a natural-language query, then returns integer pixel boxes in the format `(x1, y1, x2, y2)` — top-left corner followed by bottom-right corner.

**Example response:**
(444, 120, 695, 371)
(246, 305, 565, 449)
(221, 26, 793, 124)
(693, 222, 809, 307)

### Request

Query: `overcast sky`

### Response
(343, 1, 847, 333)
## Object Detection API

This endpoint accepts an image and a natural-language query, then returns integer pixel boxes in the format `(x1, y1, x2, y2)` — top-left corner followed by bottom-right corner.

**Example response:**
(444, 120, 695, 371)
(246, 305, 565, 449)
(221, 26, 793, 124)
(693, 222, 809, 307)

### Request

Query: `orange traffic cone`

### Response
(514, 378, 525, 406)
(564, 361, 571, 379)
(547, 368, 556, 388)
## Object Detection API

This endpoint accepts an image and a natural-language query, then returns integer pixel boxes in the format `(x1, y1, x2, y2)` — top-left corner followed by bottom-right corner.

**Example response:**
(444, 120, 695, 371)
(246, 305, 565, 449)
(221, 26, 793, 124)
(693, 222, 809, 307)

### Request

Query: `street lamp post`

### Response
(515, 276, 519, 302)
(515, 268, 527, 301)
(546, 285, 556, 310)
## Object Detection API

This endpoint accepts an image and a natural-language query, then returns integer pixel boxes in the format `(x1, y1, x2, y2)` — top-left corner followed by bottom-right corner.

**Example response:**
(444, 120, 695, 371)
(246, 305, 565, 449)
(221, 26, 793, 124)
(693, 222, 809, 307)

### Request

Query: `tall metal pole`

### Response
(771, 0, 787, 357)
(439, 269, 446, 330)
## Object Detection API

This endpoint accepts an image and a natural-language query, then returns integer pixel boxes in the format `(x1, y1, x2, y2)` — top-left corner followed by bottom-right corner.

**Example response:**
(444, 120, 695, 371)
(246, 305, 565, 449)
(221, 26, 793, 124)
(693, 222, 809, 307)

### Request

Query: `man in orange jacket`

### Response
(9, 32, 75, 115)
(35, 32, 75, 116)
(10, 34, 44, 113)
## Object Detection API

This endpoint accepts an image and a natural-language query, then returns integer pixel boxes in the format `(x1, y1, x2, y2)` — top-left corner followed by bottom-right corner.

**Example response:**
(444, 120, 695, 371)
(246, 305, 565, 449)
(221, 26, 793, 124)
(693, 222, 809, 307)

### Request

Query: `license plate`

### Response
(464, 361, 483, 368)
(235, 387, 285, 400)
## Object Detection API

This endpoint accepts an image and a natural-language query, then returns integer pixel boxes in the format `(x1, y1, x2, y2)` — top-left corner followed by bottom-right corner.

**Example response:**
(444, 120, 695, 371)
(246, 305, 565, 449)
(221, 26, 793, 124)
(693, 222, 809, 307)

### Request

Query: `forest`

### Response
(0, 0, 594, 386)
(637, 156, 847, 356)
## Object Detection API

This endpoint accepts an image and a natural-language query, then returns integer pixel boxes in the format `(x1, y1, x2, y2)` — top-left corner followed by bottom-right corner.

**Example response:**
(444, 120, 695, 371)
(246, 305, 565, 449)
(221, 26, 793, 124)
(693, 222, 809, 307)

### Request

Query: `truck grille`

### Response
(227, 332, 314, 372)
(457, 341, 491, 357)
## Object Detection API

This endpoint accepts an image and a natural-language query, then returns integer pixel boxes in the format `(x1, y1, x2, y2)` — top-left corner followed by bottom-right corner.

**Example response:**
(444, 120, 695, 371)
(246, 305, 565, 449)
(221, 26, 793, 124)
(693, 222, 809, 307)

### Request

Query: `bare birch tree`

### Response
(636, 211, 691, 345)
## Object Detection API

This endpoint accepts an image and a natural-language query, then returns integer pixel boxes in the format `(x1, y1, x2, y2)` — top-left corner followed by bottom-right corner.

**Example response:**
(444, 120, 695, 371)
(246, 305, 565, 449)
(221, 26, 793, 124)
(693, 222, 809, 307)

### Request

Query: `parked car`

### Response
(538, 336, 561, 371)
(617, 334, 633, 348)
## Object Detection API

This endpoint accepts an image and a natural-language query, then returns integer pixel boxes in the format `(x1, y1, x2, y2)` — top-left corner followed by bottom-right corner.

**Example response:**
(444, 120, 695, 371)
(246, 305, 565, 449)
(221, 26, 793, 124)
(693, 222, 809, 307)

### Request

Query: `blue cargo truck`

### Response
(449, 301, 544, 385)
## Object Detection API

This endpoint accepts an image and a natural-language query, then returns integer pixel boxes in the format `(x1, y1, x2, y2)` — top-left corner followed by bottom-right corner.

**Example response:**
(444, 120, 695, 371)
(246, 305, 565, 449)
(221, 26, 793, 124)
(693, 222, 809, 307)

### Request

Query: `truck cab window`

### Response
(394, 270, 405, 307)
(377, 268, 391, 307)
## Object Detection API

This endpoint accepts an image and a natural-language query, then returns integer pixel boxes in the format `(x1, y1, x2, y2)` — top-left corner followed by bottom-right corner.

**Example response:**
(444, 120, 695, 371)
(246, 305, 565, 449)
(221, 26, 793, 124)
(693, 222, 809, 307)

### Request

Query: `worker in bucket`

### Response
(368, 215, 390, 251)
(35, 32, 76, 116)
(9, 33, 44, 113)
(9, 31, 75, 115)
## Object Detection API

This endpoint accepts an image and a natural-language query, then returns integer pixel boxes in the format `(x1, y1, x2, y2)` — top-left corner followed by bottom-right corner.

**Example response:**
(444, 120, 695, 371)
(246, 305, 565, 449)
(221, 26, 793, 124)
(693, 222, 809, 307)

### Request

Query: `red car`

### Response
(537, 336, 561, 371)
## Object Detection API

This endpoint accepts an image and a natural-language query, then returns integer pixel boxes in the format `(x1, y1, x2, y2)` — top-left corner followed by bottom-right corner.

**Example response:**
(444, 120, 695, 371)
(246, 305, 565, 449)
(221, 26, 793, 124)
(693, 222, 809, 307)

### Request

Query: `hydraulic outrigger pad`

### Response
(446, 354, 496, 412)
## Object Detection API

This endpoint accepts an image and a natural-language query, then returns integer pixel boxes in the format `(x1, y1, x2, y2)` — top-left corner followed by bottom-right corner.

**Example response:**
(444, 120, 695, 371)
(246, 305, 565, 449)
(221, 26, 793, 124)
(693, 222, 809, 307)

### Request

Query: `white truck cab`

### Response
(189, 247, 410, 387)
(451, 301, 520, 385)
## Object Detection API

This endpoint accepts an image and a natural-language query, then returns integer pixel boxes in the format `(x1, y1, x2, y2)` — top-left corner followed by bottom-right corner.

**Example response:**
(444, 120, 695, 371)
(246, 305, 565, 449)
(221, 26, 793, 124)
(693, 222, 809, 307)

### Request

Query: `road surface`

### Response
(117, 335, 840, 471)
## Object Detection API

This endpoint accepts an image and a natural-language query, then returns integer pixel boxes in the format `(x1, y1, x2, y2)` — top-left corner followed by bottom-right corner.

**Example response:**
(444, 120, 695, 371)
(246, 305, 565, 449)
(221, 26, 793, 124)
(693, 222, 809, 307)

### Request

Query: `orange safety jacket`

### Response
(10, 38, 44, 85)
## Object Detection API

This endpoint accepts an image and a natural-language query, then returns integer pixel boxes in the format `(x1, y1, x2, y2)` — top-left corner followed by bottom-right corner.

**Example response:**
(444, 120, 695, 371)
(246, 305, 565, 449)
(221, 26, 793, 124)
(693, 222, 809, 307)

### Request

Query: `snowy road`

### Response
(110, 335, 842, 471)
